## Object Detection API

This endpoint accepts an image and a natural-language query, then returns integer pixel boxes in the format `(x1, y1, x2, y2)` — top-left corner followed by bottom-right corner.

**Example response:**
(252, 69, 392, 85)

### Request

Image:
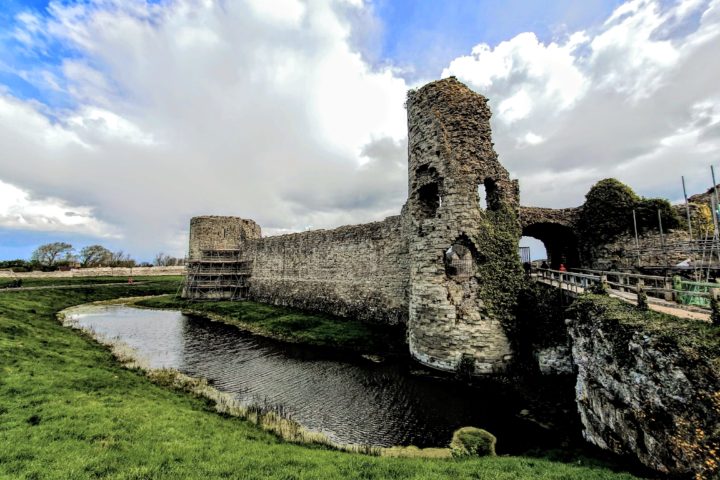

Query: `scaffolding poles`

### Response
(633, 209, 640, 266)
(183, 248, 252, 301)
(682, 176, 693, 239)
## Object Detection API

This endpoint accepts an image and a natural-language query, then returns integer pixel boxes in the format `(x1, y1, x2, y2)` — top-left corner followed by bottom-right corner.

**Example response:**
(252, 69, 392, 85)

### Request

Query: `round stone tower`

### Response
(188, 216, 261, 260)
(404, 77, 523, 375)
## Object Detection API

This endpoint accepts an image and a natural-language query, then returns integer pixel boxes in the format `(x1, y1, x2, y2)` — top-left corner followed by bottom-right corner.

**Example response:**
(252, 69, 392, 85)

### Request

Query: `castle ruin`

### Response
(185, 77, 525, 375)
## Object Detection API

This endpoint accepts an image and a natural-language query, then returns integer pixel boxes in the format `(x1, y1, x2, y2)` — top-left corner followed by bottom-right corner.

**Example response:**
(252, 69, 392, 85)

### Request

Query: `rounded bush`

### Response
(449, 427, 497, 457)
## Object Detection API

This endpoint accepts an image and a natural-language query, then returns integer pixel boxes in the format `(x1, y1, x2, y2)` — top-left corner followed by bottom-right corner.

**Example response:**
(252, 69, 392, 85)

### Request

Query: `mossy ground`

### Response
(135, 295, 404, 355)
(571, 294, 720, 369)
(0, 278, 642, 479)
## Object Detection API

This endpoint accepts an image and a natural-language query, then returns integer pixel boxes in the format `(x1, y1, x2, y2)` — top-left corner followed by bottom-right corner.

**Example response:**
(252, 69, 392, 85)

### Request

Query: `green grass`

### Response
(135, 295, 404, 354)
(0, 275, 183, 289)
(571, 294, 720, 368)
(0, 281, 642, 479)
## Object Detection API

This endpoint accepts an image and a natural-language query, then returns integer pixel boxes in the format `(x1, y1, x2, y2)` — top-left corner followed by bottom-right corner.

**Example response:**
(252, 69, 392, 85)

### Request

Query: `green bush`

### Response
(634, 197, 680, 234)
(577, 179, 682, 262)
(578, 178, 638, 245)
(450, 427, 497, 457)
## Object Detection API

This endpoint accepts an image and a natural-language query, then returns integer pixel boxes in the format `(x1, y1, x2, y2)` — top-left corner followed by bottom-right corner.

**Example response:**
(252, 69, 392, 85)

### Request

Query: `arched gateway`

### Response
(518, 207, 581, 268)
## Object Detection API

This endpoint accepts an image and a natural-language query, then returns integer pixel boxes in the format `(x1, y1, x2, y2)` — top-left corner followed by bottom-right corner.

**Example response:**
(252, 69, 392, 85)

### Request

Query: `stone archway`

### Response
(519, 206, 581, 269)
(522, 222, 580, 269)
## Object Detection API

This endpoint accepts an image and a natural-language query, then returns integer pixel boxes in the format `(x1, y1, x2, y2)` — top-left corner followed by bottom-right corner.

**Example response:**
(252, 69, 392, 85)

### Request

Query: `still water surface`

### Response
(67, 305, 561, 451)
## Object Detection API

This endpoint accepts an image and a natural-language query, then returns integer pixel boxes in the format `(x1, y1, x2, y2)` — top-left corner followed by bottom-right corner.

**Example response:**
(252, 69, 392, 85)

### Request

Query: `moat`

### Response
(65, 304, 574, 452)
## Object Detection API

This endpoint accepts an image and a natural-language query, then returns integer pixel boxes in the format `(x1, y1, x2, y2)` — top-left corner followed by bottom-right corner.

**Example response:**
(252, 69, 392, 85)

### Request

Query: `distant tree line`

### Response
(0, 243, 184, 272)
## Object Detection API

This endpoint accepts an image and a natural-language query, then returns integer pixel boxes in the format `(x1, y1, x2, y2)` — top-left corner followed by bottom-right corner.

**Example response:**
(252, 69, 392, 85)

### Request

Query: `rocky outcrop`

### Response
(536, 345, 573, 375)
(568, 295, 720, 477)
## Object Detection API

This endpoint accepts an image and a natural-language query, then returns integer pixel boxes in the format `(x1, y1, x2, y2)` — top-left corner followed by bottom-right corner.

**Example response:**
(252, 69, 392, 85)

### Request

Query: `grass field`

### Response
(0, 278, 642, 479)
(0, 275, 184, 289)
(135, 295, 404, 354)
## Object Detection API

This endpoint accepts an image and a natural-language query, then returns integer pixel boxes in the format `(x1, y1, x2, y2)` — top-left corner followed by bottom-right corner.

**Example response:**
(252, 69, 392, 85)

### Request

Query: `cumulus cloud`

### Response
(0, 0, 408, 258)
(1, 0, 719, 260)
(0, 179, 118, 237)
(444, 0, 720, 207)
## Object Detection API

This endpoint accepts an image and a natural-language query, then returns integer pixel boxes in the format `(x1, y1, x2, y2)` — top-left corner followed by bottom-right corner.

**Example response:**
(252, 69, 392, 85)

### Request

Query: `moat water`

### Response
(65, 305, 574, 452)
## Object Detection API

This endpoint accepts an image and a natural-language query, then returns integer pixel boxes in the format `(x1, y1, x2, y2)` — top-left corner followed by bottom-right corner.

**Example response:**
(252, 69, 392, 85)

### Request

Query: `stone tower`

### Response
(404, 77, 523, 374)
(188, 216, 261, 260)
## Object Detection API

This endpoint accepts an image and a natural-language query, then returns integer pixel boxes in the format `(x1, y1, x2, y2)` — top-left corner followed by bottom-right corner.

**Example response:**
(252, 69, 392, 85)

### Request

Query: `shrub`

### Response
(449, 427, 497, 457)
(680, 203, 714, 238)
(635, 197, 681, 234)
(577, 178, 683, 263)
(578, 178, 638, 245)
(455, 353, 475, 381)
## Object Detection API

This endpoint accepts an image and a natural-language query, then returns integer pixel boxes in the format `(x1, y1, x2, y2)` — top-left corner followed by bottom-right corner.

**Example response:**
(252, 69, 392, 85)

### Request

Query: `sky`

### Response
(0, 0, 719, 262)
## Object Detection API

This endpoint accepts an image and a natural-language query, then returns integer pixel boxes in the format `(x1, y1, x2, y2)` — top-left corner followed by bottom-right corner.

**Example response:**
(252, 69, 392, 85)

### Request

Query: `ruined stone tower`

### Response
(404, 77, 523, 374)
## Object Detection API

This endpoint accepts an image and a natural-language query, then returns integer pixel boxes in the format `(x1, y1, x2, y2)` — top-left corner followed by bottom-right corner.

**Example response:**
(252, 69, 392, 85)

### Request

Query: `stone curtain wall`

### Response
(246, 216, 410, 324)
(188, 216, 261, 260)
(404, 78, 523, 374)
(592, 230, 692, 269)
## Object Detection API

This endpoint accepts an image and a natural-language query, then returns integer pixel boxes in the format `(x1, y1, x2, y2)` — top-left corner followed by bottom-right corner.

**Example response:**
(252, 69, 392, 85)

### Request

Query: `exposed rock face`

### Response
(568, 296, 720, 477)
(404, 78, 523, 374)
(536, 345, 573, 375)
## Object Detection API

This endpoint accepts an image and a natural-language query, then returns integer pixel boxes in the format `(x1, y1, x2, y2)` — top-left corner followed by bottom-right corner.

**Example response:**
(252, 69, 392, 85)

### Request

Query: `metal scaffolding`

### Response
(182, 248, 251, 301)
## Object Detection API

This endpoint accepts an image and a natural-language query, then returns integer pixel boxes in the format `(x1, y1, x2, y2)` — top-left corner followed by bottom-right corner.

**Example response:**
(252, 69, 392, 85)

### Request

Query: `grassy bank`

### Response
(0, 281, 641, 479)
(0, 275, 183, 289)
(571, 294, 720, 368)
(135, 295, 404, 355)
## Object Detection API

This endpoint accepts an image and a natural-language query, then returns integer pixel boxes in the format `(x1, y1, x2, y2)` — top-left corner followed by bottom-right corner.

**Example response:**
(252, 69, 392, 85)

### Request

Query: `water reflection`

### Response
(68, 305, 556, 450)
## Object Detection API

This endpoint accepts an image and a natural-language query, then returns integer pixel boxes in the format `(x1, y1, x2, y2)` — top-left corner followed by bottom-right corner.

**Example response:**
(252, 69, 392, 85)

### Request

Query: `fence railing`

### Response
(535, 269, 602, 294)
(535, 268, 720, 310)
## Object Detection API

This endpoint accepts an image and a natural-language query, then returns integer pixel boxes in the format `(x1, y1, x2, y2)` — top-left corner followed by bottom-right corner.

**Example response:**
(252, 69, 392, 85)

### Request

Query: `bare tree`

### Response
(108, 250, 136, 267)
(154, 252, 184, 266)
(79, 245, 112, 267)
(31, 242, 74, 267)
(154, 252, 169, 266)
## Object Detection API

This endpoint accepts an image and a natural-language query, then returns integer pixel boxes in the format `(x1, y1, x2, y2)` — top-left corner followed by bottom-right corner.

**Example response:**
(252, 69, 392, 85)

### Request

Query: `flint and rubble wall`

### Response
(593, 230, 691, 269)
(246, 215, 410, 324)
(0, 266, 185, 278)
(189, 216, 261, 260)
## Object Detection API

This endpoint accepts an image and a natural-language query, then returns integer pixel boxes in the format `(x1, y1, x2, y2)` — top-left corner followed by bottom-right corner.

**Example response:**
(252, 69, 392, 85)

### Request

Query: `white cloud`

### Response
(444, 31, 588, 124)
(443, 0, 720, 207)
(519, 132, 545, 147)
(246, 0, 307, 26)
(0, 0, 409, 258)
(1, 0, 719, 260)
(0, 179, 119, 237)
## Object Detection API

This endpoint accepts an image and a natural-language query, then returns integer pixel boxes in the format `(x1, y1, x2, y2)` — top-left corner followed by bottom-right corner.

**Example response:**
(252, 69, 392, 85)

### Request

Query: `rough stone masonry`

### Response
(186, 77, 524, 375)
